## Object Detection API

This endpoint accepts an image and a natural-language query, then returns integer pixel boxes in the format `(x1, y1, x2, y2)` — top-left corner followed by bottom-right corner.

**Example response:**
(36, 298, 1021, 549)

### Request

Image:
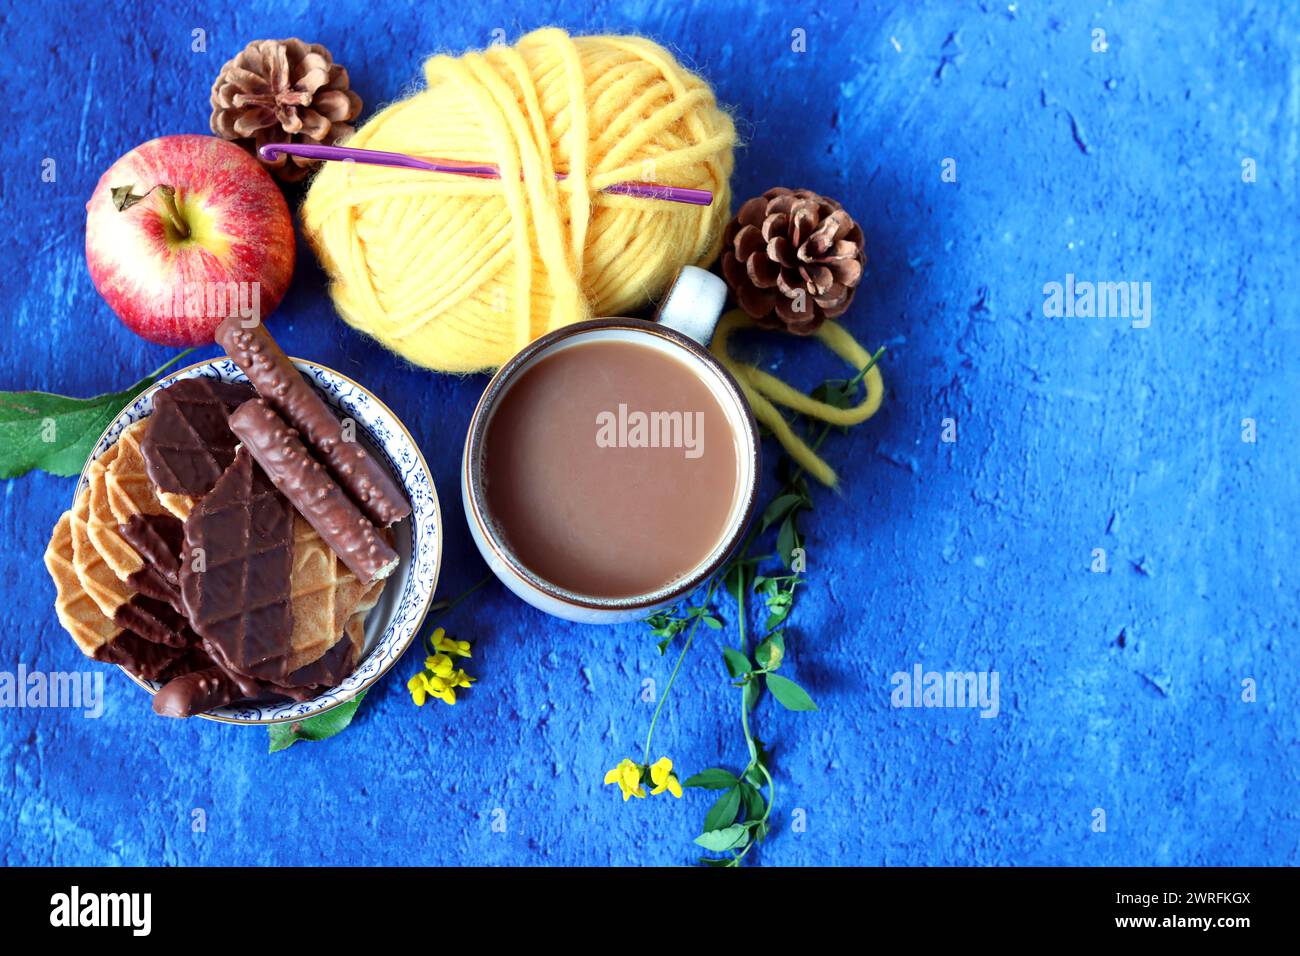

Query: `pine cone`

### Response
(210, 38, 363, 183)
(720, 188, 865, 335)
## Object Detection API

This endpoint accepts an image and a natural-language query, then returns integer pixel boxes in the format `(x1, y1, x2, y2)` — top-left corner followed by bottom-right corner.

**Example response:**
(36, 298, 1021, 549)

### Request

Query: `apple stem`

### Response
(109, 183, 190, 240)
(154, 186, 190, 240)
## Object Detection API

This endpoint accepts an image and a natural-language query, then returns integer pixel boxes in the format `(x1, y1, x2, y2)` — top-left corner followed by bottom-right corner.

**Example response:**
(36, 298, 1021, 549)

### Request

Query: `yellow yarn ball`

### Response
(302, 28, 736, 373)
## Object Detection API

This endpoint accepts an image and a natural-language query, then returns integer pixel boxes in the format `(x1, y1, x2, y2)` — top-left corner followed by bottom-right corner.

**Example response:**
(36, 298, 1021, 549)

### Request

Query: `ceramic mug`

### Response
(462, 266, 760, 624)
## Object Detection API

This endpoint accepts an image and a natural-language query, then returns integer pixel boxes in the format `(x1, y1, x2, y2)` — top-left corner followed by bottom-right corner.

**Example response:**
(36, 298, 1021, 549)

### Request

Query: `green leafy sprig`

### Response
(641, 345, 885, 865)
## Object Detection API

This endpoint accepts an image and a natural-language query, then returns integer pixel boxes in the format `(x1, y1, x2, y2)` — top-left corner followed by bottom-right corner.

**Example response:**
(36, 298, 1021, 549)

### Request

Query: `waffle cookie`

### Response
(45, 513, 193, 681)
(140, 377, 255, 497)
(179, 445, 296, 681)
(68, 487, 192, 648)
(86, 421, 182, 581)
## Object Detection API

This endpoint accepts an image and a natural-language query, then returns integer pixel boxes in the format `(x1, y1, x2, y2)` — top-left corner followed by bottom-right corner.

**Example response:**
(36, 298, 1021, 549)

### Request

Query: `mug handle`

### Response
(655, 266, 729, 345)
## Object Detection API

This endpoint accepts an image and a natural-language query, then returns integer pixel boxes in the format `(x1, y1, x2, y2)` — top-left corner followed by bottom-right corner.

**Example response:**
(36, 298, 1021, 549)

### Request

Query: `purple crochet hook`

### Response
(259, 143, 714, 206)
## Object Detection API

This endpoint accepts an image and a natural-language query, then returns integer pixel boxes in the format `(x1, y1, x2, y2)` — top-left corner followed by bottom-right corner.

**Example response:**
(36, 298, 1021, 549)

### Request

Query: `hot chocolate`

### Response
(483, 338, 741, 598)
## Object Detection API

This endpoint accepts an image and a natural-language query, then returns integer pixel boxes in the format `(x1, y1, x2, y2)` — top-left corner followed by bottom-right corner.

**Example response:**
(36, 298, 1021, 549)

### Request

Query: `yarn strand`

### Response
(708, 310, 885, 488)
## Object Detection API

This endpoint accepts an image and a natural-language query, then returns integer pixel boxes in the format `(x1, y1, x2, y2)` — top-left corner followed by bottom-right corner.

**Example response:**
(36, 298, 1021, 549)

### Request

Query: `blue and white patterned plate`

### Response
(73, 357, 442, 725)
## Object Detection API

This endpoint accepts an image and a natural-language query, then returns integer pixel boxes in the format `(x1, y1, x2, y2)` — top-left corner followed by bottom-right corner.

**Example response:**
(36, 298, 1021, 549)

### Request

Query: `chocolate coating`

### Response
(152, 666, 239, 718)
(121, 512, 185, 611)
(229, 398, 399, 586)
(141, 377, 256, 496)
(95, 630, 196, 682)
(113, 594, 192, 649)
(111, 513, 199, 649)
(216, 317, 411, 526)
(279, 630, 356, 690)
(180, 446, 296, 681)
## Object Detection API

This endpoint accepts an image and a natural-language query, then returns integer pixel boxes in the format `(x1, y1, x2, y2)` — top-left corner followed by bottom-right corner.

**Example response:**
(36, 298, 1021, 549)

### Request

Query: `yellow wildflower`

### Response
(407, 673, 428, 706)
(432, 628, 472, 658)
(603, 758, 646, 801)
(425, 653, 455, 678)
(407, 629, 476, 707)
(649, 757, 683, 798)
(424, 673, 457, 705)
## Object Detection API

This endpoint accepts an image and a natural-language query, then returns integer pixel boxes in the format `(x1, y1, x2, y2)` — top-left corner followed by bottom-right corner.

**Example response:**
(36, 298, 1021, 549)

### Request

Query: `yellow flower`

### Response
(425, 653, 455, 678)
(407, 673, 428, 706)
(649, 757, 683, 798)
(409, 626, 477, 707)
(603, 758, 646, 801)
(424, 673, 457, 705)
(407, 658, 474, 707)
(432, 628, 472, 658)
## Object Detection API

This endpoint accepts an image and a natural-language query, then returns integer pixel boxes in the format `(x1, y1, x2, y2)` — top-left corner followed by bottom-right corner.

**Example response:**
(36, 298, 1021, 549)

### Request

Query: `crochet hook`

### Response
(258, 143, 714, 206)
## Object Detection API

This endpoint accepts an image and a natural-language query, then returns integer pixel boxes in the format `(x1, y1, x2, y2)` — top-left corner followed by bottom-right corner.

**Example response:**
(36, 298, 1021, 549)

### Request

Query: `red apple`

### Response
(85, 135, 295, 346)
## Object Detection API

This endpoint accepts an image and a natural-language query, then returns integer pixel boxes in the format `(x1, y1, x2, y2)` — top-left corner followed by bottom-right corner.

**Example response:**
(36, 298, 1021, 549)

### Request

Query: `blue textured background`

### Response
(1, 0, 1296, 866)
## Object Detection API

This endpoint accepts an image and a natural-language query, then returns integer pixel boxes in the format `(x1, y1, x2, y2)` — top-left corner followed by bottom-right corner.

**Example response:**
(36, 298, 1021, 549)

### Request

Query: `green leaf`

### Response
(683, 768, 740, 790)
(812, 378, 858, 410)
(744, 677, 762, 711)
(699, 856, 736, 867)
(761, 577, 797, 631)
(739, 781, 765, 821)
(755, 632, 785, 670)
(646, 609, 688, 653)
(268, 691, 368, 753)
(765, 673, 818, 712)
(0, 350, 193, 479)
(777, 513, 800, 568)
(760, 493, 804, 532)
(701, 615, 723, 630)
(702, 786, 742, 833)
(693, 823, 748, 852)
(722, 647, 751, 679)
(763, 590, 793, 630)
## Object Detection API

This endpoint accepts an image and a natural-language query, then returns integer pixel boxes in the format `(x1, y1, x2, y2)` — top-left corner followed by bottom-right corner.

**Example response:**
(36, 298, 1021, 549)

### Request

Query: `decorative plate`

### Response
(73, 357, 442, 725)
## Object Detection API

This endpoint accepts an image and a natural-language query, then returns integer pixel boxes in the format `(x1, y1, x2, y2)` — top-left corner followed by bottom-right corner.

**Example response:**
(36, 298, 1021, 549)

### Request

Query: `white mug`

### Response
(461, 267, 760, 624)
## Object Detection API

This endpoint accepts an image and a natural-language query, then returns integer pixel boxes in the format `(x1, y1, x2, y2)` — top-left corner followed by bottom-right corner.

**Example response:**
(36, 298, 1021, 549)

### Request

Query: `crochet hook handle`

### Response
(259, 143, 714, 206)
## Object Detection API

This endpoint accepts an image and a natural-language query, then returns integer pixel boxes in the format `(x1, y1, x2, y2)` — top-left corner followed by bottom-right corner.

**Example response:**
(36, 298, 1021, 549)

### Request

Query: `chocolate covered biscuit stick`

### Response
(229, 398, 399, 585)
(152, 667, 239, 718)
(215, 316, 411, 526)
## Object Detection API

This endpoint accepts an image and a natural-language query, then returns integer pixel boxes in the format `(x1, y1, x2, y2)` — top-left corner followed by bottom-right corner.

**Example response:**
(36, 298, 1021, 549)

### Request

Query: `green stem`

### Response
(740, 675, 758, 764)
(728, 759, 776, 866)
(757, 760, 776, 824)
(423, 572, 494, 654)
(790, 345, 885, 486)
(736, 566, 747, 655)
(849, 345, 887, 389)
(643, 576, 721, 765)
(148, 348, 196, 381)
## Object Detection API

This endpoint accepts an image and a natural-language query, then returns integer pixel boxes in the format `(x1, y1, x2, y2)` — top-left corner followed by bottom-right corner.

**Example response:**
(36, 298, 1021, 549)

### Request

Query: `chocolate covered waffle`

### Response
(70, 487, 193, 649)
(46, 513, 195, 682)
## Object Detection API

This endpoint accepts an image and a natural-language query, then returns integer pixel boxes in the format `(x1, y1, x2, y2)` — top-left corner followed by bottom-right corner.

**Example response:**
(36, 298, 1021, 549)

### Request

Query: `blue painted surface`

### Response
(1, 0, 1296, 866)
